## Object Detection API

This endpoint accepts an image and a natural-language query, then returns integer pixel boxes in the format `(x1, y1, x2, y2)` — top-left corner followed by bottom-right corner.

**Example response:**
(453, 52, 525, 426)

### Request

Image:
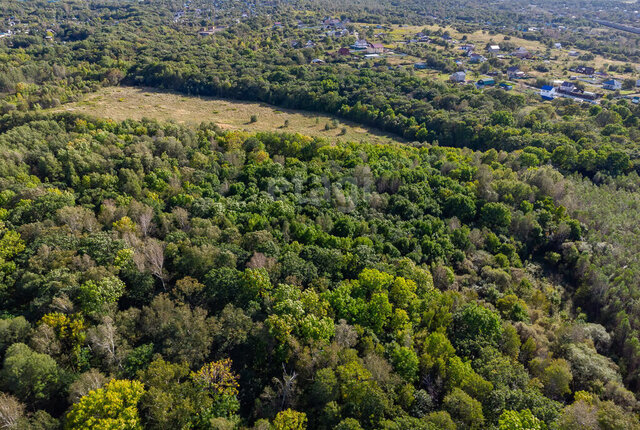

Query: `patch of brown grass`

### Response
(51, 87, 406, 145)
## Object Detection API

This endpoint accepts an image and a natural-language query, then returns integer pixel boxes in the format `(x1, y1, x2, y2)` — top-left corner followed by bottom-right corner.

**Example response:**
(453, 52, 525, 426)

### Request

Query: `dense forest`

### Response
(0, 111, 632, 429)
(2, 0, 640, 429)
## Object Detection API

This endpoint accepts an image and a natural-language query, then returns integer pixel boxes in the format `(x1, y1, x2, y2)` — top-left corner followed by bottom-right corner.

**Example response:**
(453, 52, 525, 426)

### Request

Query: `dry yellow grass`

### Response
(52, 87, 406, 145)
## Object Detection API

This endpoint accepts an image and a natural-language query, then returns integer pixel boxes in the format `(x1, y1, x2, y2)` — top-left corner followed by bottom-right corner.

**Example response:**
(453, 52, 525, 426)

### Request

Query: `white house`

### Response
(602, 79, 622, 90)
(367, 43, 385, 54)
(469, 53, 486, 63)
(488, 44, 500, 54)
(540, 85, 556, 100)
(559, 81, 577, 93)
(352, 39, 369, 50)
(507, 67, 526, 79)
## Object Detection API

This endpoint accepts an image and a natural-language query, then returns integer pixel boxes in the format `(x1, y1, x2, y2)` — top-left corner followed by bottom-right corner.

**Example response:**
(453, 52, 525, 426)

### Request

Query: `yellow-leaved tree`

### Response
(65, 379, 145, 430)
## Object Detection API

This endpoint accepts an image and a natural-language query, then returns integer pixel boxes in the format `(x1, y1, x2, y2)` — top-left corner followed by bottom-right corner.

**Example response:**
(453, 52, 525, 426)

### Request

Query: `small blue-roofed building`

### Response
(540, 85, 555, 100)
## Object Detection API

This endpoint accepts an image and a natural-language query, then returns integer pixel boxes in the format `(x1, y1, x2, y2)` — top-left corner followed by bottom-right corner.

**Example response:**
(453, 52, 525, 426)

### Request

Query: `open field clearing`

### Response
(387, 23, 548, 51)
(52, 86, 406, 145)
(387, 24, 638, 76)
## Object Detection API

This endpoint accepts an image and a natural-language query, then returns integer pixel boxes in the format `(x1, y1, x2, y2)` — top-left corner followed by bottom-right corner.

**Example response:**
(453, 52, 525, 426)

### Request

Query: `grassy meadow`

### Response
(52, 86, 406, 145)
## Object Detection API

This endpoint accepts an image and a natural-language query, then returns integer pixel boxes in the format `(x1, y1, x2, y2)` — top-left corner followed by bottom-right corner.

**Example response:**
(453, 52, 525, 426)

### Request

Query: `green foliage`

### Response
(480, 202, 512, 232)
(0, 1, 640, 426)
(423, 411, 457, 430)
(450, 303, 503, 358)
(389, 345, 419, 383)
(0, 221, 25, 300)
(0, 316, 31, 355)
(532, 358, 573, 400)
(499, 409, 545, 430)
(443, 388, 484, 430)
(77, 276, 125, 315)
(496, 294, 529, 322)
(1, 343, 60, 409)
(445, 356, 493, 399)
(491, 111, 515, 127)
(0, 99, 632, 426)
(443, 194, 476, 222)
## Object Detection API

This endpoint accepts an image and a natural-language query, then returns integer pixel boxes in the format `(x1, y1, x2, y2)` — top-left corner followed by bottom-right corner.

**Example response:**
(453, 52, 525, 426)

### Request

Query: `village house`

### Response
(570, 66, 595, 76)
(559, 81, 577, 93)
(412, 32, 430, 43)
(507, 66, 526, 79)
(414, 62, 428, 70)
(553, 81, 600, 101)
(511, 47, 532, 59)
(322, 17, 342, 28)
(469, 53, 487, 63)
(602, 79, 622, 90)
(554, 42, 562, 49)
(310, 58, 326, 64)
(450, 71, 466, 82)
(540, 85, 556, 100)
(476, 78, 496, 88)
(198, 26, 216, 36)
(459, 44, 475, 52)
(367, 43, 385, 54)
(352, 39, 369, 50)
(487, 44, 500, 54)
(327, 29, 348, 37)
